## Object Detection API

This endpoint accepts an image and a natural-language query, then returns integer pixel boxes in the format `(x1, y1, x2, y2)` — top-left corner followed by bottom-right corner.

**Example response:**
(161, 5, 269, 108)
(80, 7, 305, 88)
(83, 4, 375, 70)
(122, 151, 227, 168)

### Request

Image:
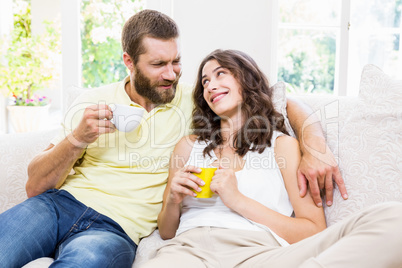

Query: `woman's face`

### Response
(201, 59, 243, 119)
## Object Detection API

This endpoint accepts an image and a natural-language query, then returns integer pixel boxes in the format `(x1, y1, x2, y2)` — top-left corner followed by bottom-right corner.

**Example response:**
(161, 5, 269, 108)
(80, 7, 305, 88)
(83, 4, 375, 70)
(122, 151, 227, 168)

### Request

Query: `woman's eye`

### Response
(202, 80, 209, 86)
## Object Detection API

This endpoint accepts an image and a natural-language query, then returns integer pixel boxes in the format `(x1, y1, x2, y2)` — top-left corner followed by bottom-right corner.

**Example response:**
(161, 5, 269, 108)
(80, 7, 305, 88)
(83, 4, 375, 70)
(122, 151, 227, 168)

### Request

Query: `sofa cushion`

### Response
(0, 128, 60, 213)
(324, 64, 402, 226)
(271, 81, 295, 137)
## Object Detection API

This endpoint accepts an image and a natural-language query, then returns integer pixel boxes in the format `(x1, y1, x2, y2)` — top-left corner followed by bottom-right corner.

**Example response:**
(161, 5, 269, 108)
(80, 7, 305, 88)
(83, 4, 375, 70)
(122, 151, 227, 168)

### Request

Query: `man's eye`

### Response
(217, 71, 224, 76)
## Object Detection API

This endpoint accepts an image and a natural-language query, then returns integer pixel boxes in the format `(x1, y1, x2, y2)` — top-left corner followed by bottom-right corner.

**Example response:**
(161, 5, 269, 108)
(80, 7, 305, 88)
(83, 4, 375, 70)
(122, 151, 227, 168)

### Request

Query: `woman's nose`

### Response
(206, 79, 217, 92)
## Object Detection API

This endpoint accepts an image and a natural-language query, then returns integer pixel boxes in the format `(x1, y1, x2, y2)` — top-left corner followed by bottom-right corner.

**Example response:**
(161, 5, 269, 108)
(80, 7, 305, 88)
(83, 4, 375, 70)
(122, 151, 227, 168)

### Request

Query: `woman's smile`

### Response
(210, 92, 228, 103)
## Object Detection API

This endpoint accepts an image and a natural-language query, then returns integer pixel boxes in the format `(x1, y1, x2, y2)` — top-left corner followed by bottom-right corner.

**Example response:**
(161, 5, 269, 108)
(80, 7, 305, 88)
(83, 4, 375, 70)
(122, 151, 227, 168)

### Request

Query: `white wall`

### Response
(0, 0, 13, 133)
(60, 0, 81, 114)
(31, 0, 81, 114)
(147, 0, 275, 85)
(31, 0, 61, 35)
(0, 0, 13, 37)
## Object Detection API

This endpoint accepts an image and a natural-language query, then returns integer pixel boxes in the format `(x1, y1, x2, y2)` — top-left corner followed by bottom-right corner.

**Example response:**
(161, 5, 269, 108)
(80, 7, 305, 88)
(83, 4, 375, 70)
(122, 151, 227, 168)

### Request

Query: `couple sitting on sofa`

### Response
(0, 9, 401, 268)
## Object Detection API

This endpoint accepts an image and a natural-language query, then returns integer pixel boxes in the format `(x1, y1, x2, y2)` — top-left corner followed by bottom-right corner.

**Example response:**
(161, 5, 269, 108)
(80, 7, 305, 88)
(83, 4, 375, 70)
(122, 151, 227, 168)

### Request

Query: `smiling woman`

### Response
(139, 48, 402, 268)
(201, 61, 243, 119)
(192, 49, 288, 157)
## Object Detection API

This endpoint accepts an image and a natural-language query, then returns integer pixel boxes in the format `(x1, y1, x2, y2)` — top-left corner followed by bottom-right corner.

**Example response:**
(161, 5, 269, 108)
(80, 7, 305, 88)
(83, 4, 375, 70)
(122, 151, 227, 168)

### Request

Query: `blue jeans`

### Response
(0, 189, 137, 268)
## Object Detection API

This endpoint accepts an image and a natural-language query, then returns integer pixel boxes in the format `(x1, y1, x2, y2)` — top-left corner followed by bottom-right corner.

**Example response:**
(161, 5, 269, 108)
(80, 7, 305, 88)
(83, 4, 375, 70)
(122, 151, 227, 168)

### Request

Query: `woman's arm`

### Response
(216, 135, 326, 244)
(157, 135, 204, 240)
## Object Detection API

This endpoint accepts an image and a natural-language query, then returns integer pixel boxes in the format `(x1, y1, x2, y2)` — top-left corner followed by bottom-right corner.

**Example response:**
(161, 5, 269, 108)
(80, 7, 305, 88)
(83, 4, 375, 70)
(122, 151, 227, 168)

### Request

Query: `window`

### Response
(61, 0, 401, 96)
(278, 0, 340, 95)
(347, 0, 402, 96)
(80, 0, 145, 88)
(276, 0, 402, 96)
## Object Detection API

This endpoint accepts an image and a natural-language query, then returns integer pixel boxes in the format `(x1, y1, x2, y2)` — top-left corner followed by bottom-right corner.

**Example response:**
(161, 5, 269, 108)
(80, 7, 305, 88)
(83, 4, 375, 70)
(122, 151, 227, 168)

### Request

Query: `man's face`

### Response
(132, 37, 182, 104)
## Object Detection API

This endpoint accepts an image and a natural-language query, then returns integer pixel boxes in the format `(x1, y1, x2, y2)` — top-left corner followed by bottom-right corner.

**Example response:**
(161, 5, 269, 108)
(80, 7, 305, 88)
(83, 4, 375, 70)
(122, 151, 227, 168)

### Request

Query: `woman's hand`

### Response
(167, 165, 204, 204)
(210, 167, 243, 209)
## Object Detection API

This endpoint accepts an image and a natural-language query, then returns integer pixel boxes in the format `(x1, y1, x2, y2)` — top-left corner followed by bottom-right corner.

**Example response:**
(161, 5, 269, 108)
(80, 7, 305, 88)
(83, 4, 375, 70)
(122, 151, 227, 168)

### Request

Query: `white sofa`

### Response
(0, 64, 401, 267)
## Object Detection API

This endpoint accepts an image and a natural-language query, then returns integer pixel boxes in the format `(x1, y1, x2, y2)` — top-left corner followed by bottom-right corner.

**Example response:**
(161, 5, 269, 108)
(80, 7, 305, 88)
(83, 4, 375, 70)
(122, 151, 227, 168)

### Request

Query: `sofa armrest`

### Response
(0, 127, 61, 213)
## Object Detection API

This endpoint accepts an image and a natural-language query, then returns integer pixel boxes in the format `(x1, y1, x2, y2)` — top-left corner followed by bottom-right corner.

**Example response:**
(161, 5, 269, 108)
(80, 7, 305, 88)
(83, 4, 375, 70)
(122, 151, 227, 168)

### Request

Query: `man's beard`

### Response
(134, 67, 179, 105)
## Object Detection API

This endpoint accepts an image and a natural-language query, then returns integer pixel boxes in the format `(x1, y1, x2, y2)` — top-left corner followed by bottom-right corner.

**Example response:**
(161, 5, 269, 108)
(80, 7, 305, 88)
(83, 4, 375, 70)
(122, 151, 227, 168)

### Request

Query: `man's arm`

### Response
(286, 96, 348, 207)
(26, 137, 86, 198)
(26, 104, 115, 198)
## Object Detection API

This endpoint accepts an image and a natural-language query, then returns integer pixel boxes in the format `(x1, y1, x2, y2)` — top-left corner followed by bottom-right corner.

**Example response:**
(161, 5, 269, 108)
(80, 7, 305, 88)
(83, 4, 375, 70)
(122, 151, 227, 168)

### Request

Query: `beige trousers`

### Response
(140, 202, 402, 268)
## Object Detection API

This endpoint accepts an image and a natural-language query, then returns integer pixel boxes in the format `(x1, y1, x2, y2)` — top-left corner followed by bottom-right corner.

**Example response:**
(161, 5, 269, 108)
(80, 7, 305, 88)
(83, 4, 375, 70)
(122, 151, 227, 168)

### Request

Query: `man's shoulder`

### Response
(89, 80, 123, 97)
(177, 82, 193, 91)
(72, 80, 124, 104)
(95, 80, 123, 92)
(172, 83, 194, 116)
(174, 83, 193, 105)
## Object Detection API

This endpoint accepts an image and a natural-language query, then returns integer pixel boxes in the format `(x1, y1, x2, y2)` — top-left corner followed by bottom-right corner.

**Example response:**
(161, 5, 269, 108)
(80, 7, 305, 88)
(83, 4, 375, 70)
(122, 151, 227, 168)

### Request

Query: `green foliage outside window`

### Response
(80, 0, 144, 88)
(0, 0, 61, 106)
(278, 33, 335, 95)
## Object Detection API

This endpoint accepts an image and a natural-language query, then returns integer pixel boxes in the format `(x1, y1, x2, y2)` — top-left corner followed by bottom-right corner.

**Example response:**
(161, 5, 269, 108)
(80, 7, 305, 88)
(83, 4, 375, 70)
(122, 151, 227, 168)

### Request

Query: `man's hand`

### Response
(70, 104, 116, 147)
(286, 97, 348, 207)
(297, 144, 348, 207)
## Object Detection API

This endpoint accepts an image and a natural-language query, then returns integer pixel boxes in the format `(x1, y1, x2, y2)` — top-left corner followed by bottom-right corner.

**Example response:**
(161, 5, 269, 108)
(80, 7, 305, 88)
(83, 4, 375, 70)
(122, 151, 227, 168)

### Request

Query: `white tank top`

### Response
(177, 131, 293, 246)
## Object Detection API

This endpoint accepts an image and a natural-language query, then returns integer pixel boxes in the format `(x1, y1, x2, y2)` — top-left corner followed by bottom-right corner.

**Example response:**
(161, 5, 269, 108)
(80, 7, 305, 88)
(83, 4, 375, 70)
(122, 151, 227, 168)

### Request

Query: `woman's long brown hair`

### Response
(191, 49, 288, 158)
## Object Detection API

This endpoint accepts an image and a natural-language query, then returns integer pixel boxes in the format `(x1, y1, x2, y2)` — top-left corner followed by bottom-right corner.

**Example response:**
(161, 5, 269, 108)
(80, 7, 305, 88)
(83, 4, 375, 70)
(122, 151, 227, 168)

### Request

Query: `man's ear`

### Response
(123, 52, 134, 72)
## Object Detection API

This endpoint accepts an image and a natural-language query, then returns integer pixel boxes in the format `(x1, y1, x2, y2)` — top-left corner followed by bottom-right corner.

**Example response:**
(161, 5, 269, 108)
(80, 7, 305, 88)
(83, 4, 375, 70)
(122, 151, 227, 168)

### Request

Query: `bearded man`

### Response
(0, 9, 346, 268)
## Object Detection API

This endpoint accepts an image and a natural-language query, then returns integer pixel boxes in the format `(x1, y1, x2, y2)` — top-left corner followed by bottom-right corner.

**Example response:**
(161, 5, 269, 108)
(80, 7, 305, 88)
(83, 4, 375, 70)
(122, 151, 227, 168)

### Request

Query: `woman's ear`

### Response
(123, 52, 134, 72)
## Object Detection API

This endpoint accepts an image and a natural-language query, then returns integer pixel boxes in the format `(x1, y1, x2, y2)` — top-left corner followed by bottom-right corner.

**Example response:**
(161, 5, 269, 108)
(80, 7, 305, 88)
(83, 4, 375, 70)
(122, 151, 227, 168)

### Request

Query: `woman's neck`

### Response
(220, 114, 244, 147)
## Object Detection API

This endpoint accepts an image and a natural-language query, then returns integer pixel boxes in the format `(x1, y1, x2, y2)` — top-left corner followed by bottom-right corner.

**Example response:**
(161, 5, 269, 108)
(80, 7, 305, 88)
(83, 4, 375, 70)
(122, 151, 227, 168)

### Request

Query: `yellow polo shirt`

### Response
(51, 76, 193, 244)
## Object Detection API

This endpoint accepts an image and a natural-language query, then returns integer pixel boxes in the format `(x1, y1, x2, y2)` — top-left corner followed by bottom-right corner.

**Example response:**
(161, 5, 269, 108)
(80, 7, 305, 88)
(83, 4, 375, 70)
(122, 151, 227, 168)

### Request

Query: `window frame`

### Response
(272, 0, 351, 96)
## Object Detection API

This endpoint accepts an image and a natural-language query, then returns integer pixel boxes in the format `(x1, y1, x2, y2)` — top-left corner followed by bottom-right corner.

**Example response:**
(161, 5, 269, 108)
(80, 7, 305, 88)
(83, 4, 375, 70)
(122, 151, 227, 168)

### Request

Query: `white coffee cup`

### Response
(110, 104, 144, 132)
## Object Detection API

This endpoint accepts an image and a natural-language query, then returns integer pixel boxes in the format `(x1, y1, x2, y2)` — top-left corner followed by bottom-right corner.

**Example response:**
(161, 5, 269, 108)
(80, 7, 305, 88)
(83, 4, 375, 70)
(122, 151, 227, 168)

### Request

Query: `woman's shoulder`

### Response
(170, 135, 199, 170)
(178, 134, 198, 144)
(275, 133, 298, 145)
(174, 135, 198, 155)
(274, 134, 300, 155)
(274, 134, 301, 169)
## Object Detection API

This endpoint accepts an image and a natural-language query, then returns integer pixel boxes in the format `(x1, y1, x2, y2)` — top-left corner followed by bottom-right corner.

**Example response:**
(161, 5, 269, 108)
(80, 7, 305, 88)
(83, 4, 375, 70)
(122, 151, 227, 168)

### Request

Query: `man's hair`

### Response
(122, 9, 179, 63)
(192, 49, 289, 158)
